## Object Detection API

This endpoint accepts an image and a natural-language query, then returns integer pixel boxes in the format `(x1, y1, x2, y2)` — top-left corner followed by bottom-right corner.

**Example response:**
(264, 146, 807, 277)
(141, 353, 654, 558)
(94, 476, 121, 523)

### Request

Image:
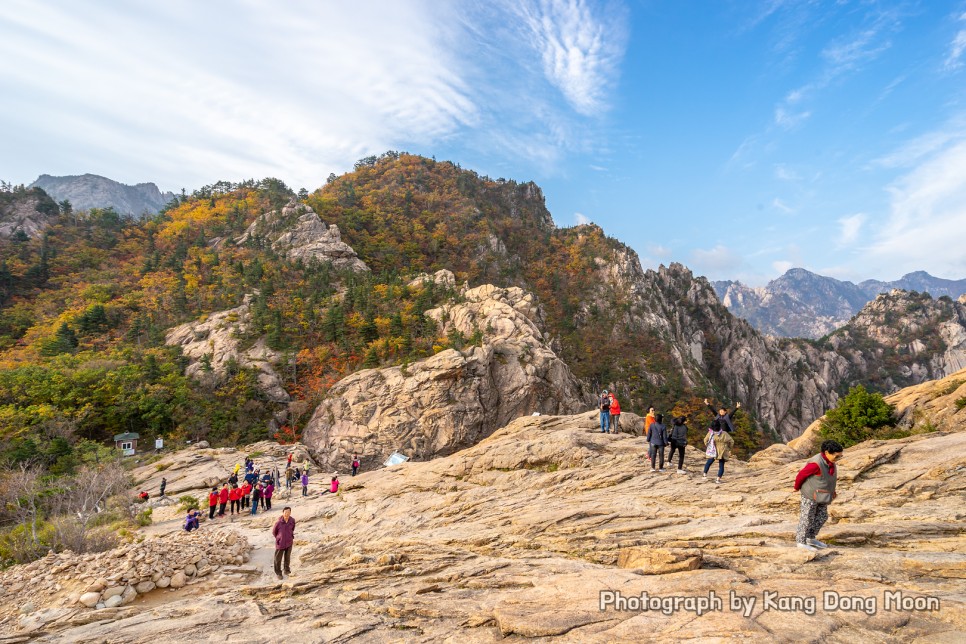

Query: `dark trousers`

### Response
(302, 485, 307, 496)
(274, 547, 292, 576)
(649, 445, 665, 469)
(704, 458, 726, 477)
(668, 442, 686, 469)
(208, 505, 216, 519)
(611, 414, 620, 432)
(351, 466, 358, 476)
(218, 502, 226, 516)
(264, 497, 271, 510)
(230, 500, 239, 514)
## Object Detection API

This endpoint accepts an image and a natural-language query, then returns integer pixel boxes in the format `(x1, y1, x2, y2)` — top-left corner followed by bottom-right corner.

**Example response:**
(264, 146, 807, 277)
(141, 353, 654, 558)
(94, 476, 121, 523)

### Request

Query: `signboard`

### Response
(155, 438, 163, 450)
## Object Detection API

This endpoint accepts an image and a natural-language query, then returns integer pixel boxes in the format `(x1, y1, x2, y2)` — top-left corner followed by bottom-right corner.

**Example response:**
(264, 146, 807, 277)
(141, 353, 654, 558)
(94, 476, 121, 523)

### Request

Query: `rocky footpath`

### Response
(0, 527, 250, 636)
(3, 369, 962, 642)
(236, 198, 368, 272)
(164, 294, 290, 402)
(302, 283, 593, 470)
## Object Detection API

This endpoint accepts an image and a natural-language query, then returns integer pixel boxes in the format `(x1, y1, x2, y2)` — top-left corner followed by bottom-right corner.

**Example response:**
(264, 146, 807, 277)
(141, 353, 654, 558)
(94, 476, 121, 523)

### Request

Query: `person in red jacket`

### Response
(241, 482, 252, 510)
(228, 485, 241, 515)
(608, 393, 622, 433)
(794, 440, 844, 551)
(208, 487, 218, 520)
(218, 484, 229, 516)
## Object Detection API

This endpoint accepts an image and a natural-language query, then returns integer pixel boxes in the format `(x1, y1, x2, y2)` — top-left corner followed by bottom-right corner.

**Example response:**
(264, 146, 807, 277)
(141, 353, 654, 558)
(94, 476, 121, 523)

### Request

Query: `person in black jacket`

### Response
(668, 417, 689, 473)
(705, 399, 741, 433)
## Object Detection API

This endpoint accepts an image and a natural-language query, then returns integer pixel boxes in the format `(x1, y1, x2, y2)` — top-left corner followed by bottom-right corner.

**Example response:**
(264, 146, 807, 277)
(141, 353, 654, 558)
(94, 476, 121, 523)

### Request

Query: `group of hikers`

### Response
(599, 390, 845, 551)
(179, 452, 359, 532)
(599, 391, 741, 484)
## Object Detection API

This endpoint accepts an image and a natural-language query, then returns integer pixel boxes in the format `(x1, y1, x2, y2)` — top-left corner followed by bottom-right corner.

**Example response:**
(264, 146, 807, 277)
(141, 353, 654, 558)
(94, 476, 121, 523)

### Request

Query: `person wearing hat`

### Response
(599, 390, 612, 433)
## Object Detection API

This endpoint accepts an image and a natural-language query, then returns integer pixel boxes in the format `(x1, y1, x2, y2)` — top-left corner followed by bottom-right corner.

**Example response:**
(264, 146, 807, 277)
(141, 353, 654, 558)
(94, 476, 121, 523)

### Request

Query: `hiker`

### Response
(208, 487, 218, 520)
(668, 416, 689, 473)
(184, 509, 200, 532)
(351, 455, 360, 477)
(251, 484, 262, 516)
(272, 507, 296, 580)
(244, 469, 257, 486)
(263, 481, 274, 511)
(647, 413, 668, 471)
(137, 491, 149, 501)
(644, 407, 656, 437)
(599, 389, 611, 433)
(229, 484, 241, 515)
(301, 471, 309, 497)
(705, 398, 741, 433)
(320, 476, 339, 496)
(608, 393, 622, 433)
(703, 425, 734, 484)
(794, 440, 844, 551)
(287, 453, 293, 469)
(159, 477, 167, 497)
(240, 481, 252, 509)
(285, 466, 294, 489)
(228, 469, 238, 487)
(218, 483, 229, 516)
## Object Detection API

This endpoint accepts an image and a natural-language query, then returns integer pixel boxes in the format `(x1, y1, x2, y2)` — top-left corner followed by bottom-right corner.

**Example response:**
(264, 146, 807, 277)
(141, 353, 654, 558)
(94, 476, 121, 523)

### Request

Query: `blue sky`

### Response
(2, 1, 965, 285)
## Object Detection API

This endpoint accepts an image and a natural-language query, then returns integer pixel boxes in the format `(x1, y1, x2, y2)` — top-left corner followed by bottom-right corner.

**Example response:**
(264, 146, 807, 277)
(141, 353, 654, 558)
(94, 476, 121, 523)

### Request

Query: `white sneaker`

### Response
(677, 469, 686, 474)
(702, 473, 707, 478)
(715, 477, 721, 484)
(806, 539, 829, 549)
(658, 469, 665, 472)
(651, 468, 657, 472)
(796, 542, 818, 552)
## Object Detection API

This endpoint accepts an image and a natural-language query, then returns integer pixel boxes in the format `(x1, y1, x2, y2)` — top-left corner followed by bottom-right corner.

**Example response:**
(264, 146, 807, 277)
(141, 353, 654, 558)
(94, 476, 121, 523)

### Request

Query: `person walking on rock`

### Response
(218, 483, 229, 517)
(208, 487, 218, 520)
(608, 393, 621, 433)
(668, 416, 689, 473)
(263, 481, 274, 511)
(301, 471, 309, 497)
(599, 390, 611, 433)
(647, 413, 668, 471)
(351, 455, 360, 477)
(285, 466, 294, 490)
(272, 507, 296, 580)
(229, 484, 241, 515)
(705, 398, 741, 433)
(250, 483, 262, 516)
(794, 440, 844, 551)
(703, 425, 734, 484)
(159, 477, 167, 497)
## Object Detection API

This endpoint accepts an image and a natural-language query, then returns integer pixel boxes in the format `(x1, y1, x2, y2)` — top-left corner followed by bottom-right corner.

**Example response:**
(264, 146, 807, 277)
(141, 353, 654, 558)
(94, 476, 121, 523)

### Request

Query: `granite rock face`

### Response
(164, 294, 290, 402)
(236, 198, 368, 271)
(29, 173, 175, 217)
(302, 283, 593, 470)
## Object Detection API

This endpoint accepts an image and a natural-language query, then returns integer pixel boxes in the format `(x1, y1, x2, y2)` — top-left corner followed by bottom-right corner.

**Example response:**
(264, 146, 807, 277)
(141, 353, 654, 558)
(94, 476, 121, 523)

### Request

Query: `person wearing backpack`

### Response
(794, 440, 844, 551)
(598, 390, 611, 433)
(351, 455, 360, 476)
(668, 416, 689, 473)
(703, 426, 734, 483)
(608, 393, 621, 433)
(646, 413, 668, 471)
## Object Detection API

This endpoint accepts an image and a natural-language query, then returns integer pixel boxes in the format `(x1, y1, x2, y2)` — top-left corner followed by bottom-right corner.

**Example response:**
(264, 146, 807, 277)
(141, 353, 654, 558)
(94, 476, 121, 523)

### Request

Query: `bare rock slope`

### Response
(4, 371, 964, 642)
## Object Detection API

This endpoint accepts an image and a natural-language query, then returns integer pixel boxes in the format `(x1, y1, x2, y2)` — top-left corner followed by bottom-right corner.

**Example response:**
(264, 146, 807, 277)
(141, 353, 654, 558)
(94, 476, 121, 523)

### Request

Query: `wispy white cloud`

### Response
(773, 163, 800, 181)
(864, 127, 966, 277)
(647, 243, 672, 259)
(943, 12, 966, 71)
(690, 245, 744, 274)
(0, 0, 629, 189)
(836, 213, 866, 246)
(772, 260, 794, 274)
(516, 0, 628, 116)
(574, 212, 591, 225)
(774, 106, 811, 129)
(772, 197, 794, 214)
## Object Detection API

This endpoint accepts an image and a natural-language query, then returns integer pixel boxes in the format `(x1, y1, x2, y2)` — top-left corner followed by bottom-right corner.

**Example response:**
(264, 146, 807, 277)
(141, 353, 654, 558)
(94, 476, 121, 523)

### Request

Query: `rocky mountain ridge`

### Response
(29, 174, 176, 217)
(714, 268, 966, 339)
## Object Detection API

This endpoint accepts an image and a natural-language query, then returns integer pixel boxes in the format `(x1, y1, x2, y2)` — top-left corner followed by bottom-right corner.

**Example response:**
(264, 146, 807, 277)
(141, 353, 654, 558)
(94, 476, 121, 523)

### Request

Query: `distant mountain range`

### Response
(29, 174, 176, 217)
(713, 268, 966, 338)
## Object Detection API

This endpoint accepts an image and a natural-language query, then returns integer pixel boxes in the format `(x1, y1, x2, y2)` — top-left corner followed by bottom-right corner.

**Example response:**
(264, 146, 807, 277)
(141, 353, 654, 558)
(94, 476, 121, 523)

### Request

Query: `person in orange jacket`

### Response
(643, 407, 656, 438)
(208, 487, 218, 520)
